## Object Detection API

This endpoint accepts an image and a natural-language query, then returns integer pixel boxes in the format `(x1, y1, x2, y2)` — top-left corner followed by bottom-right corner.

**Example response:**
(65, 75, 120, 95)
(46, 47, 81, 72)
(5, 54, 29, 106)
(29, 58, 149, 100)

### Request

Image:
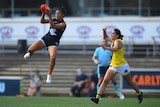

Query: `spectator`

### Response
(70, 68, 89, 97)
(27, 70, 43, 96)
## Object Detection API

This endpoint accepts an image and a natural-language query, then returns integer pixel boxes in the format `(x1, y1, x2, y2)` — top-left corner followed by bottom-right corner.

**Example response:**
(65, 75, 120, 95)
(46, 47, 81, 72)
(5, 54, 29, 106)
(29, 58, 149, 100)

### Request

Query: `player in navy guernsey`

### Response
(24, 7, 66, 83)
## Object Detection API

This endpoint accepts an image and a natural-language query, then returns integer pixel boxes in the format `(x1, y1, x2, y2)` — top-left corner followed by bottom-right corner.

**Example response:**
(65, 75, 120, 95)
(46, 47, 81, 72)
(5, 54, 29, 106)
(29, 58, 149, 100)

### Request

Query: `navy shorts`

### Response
(98, 66, 109, 77)
(40, 32, 59, 47)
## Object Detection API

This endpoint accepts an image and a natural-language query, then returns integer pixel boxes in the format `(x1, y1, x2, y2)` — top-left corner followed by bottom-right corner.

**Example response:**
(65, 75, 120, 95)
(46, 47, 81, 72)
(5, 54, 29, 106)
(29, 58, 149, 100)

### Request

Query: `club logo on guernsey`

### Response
(54, 21, 58, 24)
(50, 28, 56, 36)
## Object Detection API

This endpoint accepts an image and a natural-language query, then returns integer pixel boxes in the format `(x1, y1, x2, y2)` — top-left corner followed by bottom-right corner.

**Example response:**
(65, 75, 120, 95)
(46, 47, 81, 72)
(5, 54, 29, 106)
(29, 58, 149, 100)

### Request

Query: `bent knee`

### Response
(50, 55, 56, 61)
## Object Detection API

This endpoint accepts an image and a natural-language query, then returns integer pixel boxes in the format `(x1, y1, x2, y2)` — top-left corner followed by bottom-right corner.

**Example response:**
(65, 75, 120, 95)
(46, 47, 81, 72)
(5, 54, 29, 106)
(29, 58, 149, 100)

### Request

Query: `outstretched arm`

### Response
(103, 40, 122, 51)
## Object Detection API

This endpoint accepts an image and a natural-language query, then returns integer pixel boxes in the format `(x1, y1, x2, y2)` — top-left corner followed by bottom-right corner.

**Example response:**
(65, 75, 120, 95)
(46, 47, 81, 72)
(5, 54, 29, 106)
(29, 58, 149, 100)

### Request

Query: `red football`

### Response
(40, 4, 50, 13)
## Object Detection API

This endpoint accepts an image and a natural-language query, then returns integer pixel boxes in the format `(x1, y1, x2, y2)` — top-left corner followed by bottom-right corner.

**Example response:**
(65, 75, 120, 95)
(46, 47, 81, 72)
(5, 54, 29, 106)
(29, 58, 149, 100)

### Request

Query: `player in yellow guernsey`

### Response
(111, 39, 127, 67)
(91, 27, 143, 104)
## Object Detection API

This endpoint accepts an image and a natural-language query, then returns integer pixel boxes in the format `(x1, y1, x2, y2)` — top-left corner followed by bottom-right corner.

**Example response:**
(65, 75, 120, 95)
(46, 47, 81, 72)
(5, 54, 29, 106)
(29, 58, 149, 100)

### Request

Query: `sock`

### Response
(96, 84, 100, 92)
(48, 71, 52, 75)
(137, 91, 141, 96)
(96, 94, 101, 99)
(113, 84, 121, 96)
(27, 52, 32, 56)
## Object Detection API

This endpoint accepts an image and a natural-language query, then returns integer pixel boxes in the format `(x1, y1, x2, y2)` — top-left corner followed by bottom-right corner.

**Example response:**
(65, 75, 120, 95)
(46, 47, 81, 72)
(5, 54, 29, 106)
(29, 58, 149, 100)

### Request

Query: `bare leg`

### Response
(111, 77, 117, 84)
(91, 69, 117, 104)
(28, 40, 45, 56)
(27, 88, 36, 96)
(123, 72, 143, 103)
(47, 46, 57, 75)
(97, 77, 103, 91)
(111, 77, 125, 99)
(123, 72, 140, 93)
(97, 69, 117, 95)
(98, 77, 103, 85)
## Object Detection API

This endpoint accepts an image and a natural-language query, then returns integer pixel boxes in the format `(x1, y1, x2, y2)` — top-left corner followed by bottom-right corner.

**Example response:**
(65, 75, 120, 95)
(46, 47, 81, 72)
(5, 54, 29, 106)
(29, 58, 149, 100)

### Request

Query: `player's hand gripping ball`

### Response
(40, 4, 50, 13)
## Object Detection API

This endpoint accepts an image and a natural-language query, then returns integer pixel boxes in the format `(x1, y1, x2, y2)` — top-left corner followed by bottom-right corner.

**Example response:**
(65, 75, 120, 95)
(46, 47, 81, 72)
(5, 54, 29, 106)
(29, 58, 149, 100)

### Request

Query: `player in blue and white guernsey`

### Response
(24, 7, 66, 83)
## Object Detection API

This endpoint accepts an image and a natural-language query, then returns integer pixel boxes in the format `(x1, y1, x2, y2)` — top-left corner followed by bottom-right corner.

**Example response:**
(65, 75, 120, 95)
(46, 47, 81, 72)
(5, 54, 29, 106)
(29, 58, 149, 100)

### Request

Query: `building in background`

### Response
(0, 0, 160, 17)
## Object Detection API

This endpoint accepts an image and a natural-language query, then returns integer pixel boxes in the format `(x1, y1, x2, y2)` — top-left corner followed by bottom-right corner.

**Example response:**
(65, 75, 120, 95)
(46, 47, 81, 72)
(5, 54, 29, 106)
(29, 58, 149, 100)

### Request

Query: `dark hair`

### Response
(57, 6, 66, 16)
(114, 28, 124, 40)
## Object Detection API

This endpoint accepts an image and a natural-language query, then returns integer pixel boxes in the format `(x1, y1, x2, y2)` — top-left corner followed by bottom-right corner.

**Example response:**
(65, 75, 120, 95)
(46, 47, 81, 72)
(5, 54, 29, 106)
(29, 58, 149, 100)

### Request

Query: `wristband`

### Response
(94, 59, 98, 64)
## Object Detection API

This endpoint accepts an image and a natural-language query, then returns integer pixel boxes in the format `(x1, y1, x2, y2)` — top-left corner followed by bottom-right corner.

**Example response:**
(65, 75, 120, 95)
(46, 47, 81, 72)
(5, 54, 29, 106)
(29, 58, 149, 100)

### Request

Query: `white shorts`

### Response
(109, 63, 130, 76)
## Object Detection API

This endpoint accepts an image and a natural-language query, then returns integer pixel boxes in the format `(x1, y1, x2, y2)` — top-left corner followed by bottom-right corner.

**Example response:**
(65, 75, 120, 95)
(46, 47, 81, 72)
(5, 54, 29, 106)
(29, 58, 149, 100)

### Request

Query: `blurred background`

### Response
(0, 0, 160, 17)
(0, 0, 160, 97)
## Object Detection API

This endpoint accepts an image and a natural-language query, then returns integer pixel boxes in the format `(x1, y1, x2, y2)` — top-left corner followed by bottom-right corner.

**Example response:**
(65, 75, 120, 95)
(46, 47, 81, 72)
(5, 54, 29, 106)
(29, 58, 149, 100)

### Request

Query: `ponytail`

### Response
(114, 28, 123, 40)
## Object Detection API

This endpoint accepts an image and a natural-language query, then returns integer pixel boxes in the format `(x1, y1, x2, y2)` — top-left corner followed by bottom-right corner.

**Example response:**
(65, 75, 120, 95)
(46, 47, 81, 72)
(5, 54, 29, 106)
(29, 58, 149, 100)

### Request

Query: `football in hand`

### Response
(40, 4, 50, 13)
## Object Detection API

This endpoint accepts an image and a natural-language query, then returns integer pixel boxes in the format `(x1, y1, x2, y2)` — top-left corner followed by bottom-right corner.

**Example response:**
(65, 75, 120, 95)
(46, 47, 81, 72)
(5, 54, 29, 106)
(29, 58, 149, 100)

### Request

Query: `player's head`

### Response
(99, 39, 108, 47)
(55, 7, 65, 20)
(102, 39, 107, 44)
(111, 28, 124, 40)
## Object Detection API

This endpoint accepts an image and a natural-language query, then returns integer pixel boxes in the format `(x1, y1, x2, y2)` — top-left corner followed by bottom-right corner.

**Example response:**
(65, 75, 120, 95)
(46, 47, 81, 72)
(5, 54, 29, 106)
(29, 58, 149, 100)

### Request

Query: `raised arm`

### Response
(40, 13, 49, 23)
(46, 9, 66, 30)
(102, 27, 112, 41)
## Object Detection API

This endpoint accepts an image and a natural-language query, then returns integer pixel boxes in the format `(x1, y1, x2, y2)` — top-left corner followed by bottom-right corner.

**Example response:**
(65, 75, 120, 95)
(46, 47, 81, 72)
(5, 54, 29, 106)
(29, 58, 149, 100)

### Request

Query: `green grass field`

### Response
(0, 96, 159, 107)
